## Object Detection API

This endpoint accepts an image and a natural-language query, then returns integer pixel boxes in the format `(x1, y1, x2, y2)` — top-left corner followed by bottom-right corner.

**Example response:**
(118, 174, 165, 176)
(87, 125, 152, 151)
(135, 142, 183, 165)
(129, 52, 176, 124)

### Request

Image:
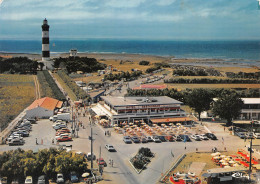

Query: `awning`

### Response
(150, 117, 192, 123)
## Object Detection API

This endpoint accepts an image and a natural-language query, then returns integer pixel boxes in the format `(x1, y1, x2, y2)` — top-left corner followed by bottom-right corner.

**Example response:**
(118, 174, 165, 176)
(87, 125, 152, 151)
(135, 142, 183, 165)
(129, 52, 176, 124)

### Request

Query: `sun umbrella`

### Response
(222, 163, 228, 166)
(213, 156, 220, 159)
(219, 160, 225, 163)
(229, 160, 236, 164)
(82, 172, 90, 177)
(211, 152, 221, 156)
(233, 164, 240, 167)
(220, 155, 226, 158)
(224, 165, 231, 168)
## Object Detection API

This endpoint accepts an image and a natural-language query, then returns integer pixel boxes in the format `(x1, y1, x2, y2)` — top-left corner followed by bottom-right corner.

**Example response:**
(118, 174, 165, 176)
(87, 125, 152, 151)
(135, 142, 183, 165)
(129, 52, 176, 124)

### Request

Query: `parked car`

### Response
(57, 136, 72, 142)
(25, 176, 33, 184)
(16, 130, 29, 137)
(131, 136, 140, 143)
(97, 158, 107, 167)
(70, 171, 79, 183)
(56, 173, 64, 184)
(86, 152, 96, 161)
(9, 139, 24, 146)
(0, 177, 7, 184)
(123, 136, 132, 144)
(152, 136, 161, 143)
(205, 133, 217, 140)
(145, 136, 154, 142)
(176, 135, 182, 142)
(60, 128, 71, 133)
(165, 135, 174, 142)
(235, 132, 246, 139)
(141, 137, 148, 143)
(11, 180, 18, 184)
(246, 132, 254, 139)
(254, 133, 260, 139)
(191, 134, 201, 141)
(158, 136, 167, 142)
(180, 134, 191, 142)
(105, 144, 116, 152)
(37, 175, 48, 184)
(200, 134, 209, 140)
(55, 134, 70, 140)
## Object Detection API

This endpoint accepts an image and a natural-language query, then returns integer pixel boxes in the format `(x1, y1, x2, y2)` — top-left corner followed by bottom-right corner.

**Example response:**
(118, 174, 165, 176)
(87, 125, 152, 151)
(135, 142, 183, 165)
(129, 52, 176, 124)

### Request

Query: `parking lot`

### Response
(2, 115, 260, 184)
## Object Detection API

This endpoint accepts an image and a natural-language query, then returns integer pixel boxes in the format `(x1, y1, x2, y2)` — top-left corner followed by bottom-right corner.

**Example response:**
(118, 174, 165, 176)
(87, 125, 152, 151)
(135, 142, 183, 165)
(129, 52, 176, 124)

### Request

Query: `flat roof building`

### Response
(92, 96, 190, 125)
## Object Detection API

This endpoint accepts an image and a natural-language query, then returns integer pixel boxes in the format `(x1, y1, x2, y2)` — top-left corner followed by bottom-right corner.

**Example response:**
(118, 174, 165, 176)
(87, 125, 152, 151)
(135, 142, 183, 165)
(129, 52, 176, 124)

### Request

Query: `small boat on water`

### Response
(169, 172, 201, 184)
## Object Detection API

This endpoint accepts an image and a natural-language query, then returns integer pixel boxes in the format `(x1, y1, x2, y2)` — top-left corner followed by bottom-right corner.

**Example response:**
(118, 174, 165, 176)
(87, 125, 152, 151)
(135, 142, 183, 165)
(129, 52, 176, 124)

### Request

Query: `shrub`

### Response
(139, 60, 150, 65)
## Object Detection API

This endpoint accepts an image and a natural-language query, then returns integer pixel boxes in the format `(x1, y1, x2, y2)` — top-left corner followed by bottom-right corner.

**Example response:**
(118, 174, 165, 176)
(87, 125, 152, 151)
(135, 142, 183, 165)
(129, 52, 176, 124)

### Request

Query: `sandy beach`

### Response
(1, 52, 259, 72)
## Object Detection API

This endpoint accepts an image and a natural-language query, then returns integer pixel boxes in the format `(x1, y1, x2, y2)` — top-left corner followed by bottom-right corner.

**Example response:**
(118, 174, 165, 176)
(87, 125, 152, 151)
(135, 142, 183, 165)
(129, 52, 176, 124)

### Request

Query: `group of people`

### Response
(105, 130, 111, 136)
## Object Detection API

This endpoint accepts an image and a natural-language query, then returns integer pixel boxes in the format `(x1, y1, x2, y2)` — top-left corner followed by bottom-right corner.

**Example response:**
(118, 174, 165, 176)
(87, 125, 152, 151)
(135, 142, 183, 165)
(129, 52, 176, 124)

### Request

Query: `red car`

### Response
(97, 158, 107, 167)
(57, 136, 72, 142)
(60, 128, 71, 133)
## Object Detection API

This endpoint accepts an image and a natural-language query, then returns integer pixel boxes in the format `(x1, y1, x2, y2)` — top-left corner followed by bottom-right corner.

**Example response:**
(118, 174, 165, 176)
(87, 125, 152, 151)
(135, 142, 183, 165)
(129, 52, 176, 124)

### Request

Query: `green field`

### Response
(0, 74, 35, 130)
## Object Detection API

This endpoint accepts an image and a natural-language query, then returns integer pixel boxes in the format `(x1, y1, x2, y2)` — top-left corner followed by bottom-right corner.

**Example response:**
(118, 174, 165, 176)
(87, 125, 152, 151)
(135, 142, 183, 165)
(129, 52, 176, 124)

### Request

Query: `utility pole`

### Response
(249, 120, 254, 180)
(90, 127, 94, 169)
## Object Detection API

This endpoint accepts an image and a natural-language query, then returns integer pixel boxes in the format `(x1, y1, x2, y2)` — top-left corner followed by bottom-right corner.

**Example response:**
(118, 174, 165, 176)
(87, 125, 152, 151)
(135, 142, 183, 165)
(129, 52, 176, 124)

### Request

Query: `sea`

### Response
(0, 39, 260, 65)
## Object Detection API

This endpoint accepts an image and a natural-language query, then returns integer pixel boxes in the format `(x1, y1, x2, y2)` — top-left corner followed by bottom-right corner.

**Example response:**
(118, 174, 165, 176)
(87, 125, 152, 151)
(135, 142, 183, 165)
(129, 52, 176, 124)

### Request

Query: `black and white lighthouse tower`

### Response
(42, 18, 50, 61)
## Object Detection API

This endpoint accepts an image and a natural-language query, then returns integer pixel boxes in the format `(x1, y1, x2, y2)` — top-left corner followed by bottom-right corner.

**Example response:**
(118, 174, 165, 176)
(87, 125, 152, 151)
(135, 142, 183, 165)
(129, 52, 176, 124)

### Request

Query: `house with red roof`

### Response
(26, 97, 63, 119)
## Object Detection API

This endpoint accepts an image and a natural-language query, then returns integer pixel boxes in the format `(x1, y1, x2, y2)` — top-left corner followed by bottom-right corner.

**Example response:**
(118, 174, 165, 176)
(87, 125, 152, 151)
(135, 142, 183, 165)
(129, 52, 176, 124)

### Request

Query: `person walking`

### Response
(105, 131, 107, 136)
(36, 138, 38, 145)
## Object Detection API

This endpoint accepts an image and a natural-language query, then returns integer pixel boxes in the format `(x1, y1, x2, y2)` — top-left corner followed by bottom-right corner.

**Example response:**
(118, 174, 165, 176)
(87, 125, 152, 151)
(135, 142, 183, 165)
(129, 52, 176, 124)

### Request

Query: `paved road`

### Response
(0, 114, 259, 184)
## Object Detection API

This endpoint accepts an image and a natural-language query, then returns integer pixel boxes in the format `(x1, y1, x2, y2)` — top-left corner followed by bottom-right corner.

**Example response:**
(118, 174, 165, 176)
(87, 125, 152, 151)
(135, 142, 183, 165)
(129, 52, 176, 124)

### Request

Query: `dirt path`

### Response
(33, 75, 41, 99)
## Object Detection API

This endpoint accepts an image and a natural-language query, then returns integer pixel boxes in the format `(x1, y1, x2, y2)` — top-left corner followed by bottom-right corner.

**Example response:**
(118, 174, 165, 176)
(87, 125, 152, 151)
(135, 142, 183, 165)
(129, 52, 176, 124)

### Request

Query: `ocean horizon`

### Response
(0, 39, 260, 63)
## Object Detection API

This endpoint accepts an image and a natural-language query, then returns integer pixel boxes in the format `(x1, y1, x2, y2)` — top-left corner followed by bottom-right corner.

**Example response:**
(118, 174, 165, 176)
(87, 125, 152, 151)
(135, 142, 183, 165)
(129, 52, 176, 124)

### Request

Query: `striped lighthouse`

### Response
(42, 18, 50, 61)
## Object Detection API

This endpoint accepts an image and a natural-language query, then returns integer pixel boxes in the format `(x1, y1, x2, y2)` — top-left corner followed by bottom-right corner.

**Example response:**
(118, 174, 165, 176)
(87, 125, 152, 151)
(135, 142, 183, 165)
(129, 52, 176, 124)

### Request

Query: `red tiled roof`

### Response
(133, 84, 167, 90)
(28, 97, 63, 111)
(150, 117, 192, 123)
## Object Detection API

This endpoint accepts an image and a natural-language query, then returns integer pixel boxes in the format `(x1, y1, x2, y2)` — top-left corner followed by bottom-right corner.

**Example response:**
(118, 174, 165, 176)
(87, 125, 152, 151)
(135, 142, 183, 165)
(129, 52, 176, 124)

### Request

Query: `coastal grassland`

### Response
(0, 74, 35, 130)
(166, 83, 260, 90)
(215, 66, 260, 73)
(53, 73, 77, 101)
(73, 74, 103, 84)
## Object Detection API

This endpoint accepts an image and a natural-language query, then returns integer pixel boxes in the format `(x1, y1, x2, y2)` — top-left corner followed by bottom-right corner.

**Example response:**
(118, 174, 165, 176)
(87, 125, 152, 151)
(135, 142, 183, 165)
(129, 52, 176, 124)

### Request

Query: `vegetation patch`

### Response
(165, 78, 260, 84)
(57, 70, 88, 100)
(53, 56, 106, 74)
(0, 148, 88, 183)
(139, 60, 150, 65)
(53, 73, 78, 101)
(0, 57, 38, 74)
(130, 147, 154, 173)
(104, 71, 142, 81)
(0, 74, 35, 130)
(37, 71, 66, 101)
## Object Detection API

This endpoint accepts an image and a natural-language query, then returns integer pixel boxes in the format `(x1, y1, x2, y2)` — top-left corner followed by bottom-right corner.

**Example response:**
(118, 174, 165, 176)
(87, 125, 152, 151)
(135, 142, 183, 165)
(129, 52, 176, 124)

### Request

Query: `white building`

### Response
(26, 97, 63, 119)
(70, 49, 78, 57)
(91, 96, 189, 125)
(239, 98, 260, 120)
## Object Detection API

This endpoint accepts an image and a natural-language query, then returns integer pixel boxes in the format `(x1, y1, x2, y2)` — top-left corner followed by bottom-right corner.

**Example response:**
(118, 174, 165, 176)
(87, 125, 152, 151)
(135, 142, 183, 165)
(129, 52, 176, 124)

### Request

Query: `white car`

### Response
(105, 144, 116, 152)
(200, 134, 209, 140)
(191, 134, 201, 141)
(56, 173, 64, 184)
(254, 133, 260, 139)
(152, 136, 161, 143)
(24, 176, 33, 184)
(55, 133, 70, 139)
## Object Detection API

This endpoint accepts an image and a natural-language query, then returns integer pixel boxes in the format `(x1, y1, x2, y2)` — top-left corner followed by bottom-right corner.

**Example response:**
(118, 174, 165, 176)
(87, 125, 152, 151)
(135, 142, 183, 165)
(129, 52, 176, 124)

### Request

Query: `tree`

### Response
(139, 60, 150, 65)
(212, 90, 244, 126)
(184, 88, 213, 121)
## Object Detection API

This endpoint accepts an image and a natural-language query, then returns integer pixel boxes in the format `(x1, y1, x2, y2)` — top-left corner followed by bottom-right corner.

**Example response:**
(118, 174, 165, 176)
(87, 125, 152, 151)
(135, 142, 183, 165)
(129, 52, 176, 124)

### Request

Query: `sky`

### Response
(0, 0, 260, 40)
